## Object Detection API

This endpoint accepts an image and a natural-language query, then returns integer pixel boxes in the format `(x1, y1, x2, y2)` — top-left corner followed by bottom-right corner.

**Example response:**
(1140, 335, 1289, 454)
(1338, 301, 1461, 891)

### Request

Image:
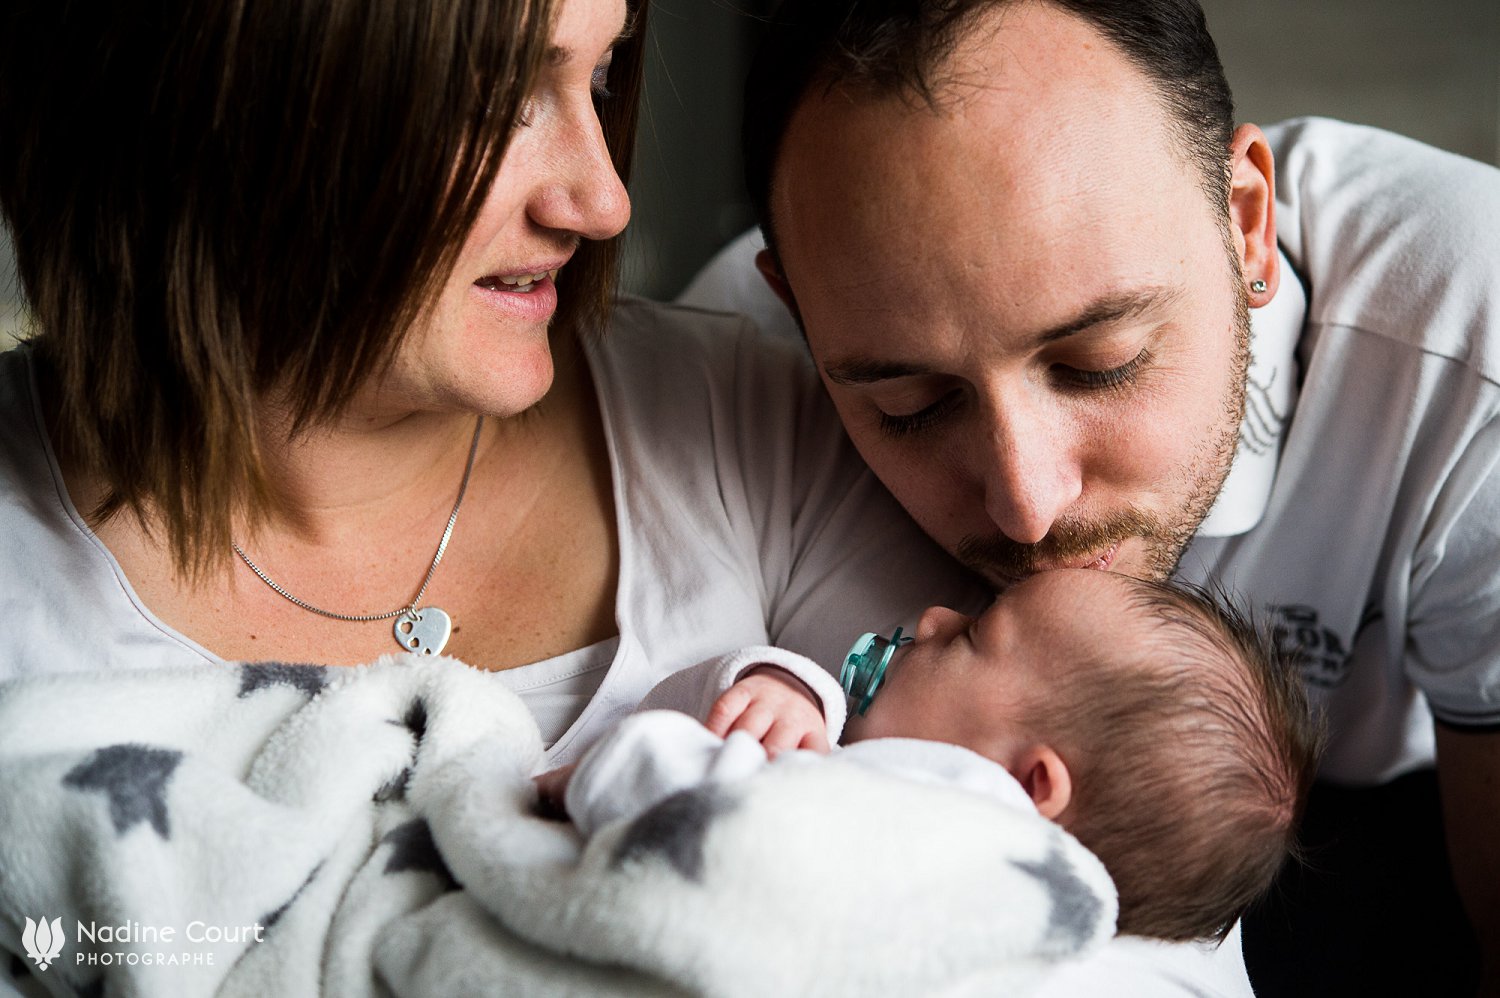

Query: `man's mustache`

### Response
(956, 508, 1160, 583)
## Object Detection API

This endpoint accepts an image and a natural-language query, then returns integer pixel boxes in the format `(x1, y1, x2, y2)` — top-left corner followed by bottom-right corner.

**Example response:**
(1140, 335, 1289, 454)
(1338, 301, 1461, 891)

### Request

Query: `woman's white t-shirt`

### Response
(0, 298, 985, 763)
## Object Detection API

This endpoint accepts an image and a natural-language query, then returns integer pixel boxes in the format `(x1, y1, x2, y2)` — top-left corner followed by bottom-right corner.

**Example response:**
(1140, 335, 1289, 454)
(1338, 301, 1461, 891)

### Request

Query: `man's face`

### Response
(767, 4, 1264, 586)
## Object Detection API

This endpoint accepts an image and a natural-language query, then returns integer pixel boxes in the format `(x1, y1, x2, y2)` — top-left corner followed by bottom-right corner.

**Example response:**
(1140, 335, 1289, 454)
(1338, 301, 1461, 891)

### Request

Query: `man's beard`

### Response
(957, 282, 1252, 586)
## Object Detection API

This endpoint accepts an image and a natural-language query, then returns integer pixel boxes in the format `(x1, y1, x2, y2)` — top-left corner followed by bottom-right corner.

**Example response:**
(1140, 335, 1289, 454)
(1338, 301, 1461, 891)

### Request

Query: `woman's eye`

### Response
(877, 392, 960, 438)
(515, 97, 537, 128)
(591, 62, 613, 102)
(1056, 349, 1151, 391)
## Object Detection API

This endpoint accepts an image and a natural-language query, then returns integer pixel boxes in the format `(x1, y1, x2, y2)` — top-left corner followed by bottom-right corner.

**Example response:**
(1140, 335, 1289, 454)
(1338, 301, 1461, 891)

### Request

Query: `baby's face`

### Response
(847, 568, 1149, 760)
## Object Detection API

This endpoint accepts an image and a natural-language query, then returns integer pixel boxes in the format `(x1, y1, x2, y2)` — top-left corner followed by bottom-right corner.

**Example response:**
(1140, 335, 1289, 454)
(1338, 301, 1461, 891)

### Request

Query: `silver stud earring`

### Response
(1250, 279, 1268, 294)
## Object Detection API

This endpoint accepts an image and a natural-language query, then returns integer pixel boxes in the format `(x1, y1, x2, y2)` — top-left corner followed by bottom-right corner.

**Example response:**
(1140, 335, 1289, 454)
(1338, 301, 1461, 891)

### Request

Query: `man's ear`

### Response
(1015, 745, 1073, 821)
(755, 248, 797, 312)
(1228, 123, 1279, 307)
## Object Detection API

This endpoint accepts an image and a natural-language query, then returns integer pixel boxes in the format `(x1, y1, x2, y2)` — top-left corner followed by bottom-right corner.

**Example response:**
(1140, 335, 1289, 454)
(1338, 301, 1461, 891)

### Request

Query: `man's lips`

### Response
(975, 540, 1125, 587)
(1031, 539, 1122, 574)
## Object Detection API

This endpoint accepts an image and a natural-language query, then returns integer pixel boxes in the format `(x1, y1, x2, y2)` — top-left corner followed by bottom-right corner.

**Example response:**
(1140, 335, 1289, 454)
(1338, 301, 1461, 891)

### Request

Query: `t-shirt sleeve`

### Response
(1406, 412, 1500, 728)
(636, 645, 848, 742)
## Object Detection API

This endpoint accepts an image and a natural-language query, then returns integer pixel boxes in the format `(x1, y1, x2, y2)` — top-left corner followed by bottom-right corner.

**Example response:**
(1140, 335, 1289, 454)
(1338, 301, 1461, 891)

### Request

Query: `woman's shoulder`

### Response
(587, 297, 837, 472)
(596, 296, 818, 394)
(0, 345, 214, 680)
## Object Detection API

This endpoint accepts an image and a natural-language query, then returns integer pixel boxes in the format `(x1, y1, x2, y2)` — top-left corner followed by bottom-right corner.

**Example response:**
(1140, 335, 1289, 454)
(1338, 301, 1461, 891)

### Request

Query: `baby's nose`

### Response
(915, 605, 970, 642)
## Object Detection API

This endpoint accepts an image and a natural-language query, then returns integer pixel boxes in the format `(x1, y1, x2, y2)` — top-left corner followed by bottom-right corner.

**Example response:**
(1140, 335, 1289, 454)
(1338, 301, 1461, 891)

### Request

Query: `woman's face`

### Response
(384, 0, 632, 418)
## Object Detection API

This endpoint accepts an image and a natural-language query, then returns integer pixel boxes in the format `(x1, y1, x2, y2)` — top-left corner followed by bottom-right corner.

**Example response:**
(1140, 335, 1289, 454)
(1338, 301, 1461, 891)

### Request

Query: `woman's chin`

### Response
(464, 350, 556, 419)
(439, 323, 558, 417)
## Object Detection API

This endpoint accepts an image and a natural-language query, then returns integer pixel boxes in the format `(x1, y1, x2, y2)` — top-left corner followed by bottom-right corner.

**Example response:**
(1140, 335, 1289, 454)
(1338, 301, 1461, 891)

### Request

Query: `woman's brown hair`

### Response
(0, 0, 646, 575)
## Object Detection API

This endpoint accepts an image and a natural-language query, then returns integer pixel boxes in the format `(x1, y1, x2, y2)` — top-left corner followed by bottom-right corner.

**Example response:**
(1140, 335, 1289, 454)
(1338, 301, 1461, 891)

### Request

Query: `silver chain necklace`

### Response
(232, 414, 485, 657)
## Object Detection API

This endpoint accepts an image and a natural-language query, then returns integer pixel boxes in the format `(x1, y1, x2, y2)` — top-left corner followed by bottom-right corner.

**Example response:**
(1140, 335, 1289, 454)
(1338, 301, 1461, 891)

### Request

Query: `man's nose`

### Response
(978, 402, 1082, 545)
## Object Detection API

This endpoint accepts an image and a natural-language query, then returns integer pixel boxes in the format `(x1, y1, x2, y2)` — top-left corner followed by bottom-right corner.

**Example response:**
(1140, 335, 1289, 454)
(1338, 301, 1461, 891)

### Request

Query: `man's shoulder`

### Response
(1268, 117, 1500, 384)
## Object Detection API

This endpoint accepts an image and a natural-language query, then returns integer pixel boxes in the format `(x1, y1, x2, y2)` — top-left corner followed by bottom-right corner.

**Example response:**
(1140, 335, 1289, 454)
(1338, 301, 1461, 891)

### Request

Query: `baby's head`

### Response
(844, 568, 1322, 941)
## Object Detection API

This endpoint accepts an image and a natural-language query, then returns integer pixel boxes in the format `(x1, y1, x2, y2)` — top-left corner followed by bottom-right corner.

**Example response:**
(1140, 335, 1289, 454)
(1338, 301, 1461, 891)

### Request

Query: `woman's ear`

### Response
(1228, 123, 1280, 306)
(1015, 745, 1073, 821)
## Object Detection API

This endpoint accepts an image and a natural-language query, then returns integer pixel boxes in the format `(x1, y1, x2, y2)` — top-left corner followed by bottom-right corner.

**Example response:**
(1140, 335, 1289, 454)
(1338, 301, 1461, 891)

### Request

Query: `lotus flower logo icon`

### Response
(22, 917, 65, 971)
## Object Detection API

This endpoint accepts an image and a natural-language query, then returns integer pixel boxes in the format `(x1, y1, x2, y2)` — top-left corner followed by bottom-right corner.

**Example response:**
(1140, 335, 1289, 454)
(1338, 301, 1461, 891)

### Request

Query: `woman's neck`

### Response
(246, 332, 591, 549)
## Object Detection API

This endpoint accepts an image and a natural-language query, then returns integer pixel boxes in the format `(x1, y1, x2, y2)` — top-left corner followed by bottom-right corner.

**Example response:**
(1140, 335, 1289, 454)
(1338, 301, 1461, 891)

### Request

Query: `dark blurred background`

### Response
(3, 0, 1498, 342)
(618, 0, 1500, 300)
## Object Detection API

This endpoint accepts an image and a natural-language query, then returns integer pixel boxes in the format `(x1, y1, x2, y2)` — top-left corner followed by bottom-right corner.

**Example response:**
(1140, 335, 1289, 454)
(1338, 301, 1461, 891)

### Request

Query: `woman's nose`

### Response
(528, 108, 631, 241)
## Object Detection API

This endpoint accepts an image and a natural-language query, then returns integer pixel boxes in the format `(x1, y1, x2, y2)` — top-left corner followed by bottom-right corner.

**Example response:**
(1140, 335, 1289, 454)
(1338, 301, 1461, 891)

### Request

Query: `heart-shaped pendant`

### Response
(394, 607, 453, 656)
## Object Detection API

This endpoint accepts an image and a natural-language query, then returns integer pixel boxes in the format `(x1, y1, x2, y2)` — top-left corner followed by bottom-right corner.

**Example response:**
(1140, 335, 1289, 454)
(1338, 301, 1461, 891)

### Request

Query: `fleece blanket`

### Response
(0, 655, 1115, 997)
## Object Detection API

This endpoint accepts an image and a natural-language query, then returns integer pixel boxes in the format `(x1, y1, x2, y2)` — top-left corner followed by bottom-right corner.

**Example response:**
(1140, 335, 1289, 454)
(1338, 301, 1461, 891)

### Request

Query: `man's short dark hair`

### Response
(743, 0, 1236, 263)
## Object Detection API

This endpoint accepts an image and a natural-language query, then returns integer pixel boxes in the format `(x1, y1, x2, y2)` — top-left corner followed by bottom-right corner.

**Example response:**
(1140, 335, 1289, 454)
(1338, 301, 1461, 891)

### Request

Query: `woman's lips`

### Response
(474, 268, 560, 293)
(470, 272, 560, 322)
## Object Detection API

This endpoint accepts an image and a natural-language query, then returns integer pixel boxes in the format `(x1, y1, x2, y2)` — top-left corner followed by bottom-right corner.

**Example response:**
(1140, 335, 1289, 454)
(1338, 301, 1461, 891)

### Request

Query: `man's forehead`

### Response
(782, 2, 1167, 159)
(772, 11, 1186, 256)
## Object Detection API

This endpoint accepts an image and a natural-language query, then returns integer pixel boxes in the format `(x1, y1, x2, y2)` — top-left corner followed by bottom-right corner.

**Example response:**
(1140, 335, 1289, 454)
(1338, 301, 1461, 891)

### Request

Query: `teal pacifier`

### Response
(840, 626, 913, 717)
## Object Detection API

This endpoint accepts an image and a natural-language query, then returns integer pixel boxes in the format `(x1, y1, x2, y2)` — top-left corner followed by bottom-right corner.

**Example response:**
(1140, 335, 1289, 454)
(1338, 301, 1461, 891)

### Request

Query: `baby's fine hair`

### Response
(1029, 577, 1324, 941)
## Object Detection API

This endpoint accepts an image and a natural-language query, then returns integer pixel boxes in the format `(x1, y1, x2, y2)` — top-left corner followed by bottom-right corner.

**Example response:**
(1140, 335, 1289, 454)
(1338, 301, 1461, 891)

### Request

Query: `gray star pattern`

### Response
(382, 819, 458, 891)
(1012, 839, 1105, 951)
(388, 698, 427, 742)
(609, 787, 734, 883)
(62, 744, 183, 839)
(237, 662, 329, 699)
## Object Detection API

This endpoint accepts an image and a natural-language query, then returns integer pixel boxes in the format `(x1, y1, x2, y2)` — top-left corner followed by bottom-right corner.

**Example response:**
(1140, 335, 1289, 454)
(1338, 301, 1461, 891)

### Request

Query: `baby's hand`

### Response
(705, 665, 830, 757)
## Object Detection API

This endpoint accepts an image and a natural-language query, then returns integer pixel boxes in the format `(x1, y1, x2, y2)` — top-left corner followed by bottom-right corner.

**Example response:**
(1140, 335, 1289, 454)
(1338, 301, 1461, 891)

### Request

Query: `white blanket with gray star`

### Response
(0, 655, 1114, 997)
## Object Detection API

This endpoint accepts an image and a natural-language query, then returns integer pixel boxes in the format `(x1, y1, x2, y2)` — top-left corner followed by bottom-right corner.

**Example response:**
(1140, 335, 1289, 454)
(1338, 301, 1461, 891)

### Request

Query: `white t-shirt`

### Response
(682, 117, 1500, 786)
(1181, 118, 1500, 781)
(0, 299, 984, 765)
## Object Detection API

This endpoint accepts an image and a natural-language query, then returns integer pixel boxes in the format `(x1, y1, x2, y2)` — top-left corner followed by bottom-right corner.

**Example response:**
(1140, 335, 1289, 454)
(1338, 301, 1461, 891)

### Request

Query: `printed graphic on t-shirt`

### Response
(1241, 369, 1288, 457)
(1269, 603, 1380, 690)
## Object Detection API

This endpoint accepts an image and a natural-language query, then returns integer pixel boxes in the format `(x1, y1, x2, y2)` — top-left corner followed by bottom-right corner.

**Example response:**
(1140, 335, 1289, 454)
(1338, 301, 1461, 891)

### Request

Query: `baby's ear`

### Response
(1015, 746, 1072, 821)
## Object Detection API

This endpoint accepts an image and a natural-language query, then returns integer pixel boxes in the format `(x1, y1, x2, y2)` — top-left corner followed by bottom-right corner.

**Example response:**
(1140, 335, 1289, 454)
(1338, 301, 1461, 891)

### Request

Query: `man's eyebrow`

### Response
(822, 285, 1183, 386)
(824, 359, 936, 386)
(1032, 286, 1183, 345)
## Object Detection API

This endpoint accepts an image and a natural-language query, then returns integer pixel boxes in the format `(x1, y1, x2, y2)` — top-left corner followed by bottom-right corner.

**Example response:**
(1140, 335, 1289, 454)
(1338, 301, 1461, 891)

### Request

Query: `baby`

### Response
(541, 568, 1323, 942)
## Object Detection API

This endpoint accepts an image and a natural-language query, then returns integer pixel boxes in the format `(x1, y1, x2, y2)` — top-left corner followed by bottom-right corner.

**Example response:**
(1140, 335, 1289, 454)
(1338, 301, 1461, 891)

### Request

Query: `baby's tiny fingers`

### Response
(705, 687, 752, 737)
(762, 719, 809, 758)
(798, 727, 831, 754)
(727, 702, 776, 743)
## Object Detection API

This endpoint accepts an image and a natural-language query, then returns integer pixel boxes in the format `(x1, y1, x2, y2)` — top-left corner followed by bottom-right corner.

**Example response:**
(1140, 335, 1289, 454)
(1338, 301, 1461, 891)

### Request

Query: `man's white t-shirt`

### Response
(683, 117, 1500, 785)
